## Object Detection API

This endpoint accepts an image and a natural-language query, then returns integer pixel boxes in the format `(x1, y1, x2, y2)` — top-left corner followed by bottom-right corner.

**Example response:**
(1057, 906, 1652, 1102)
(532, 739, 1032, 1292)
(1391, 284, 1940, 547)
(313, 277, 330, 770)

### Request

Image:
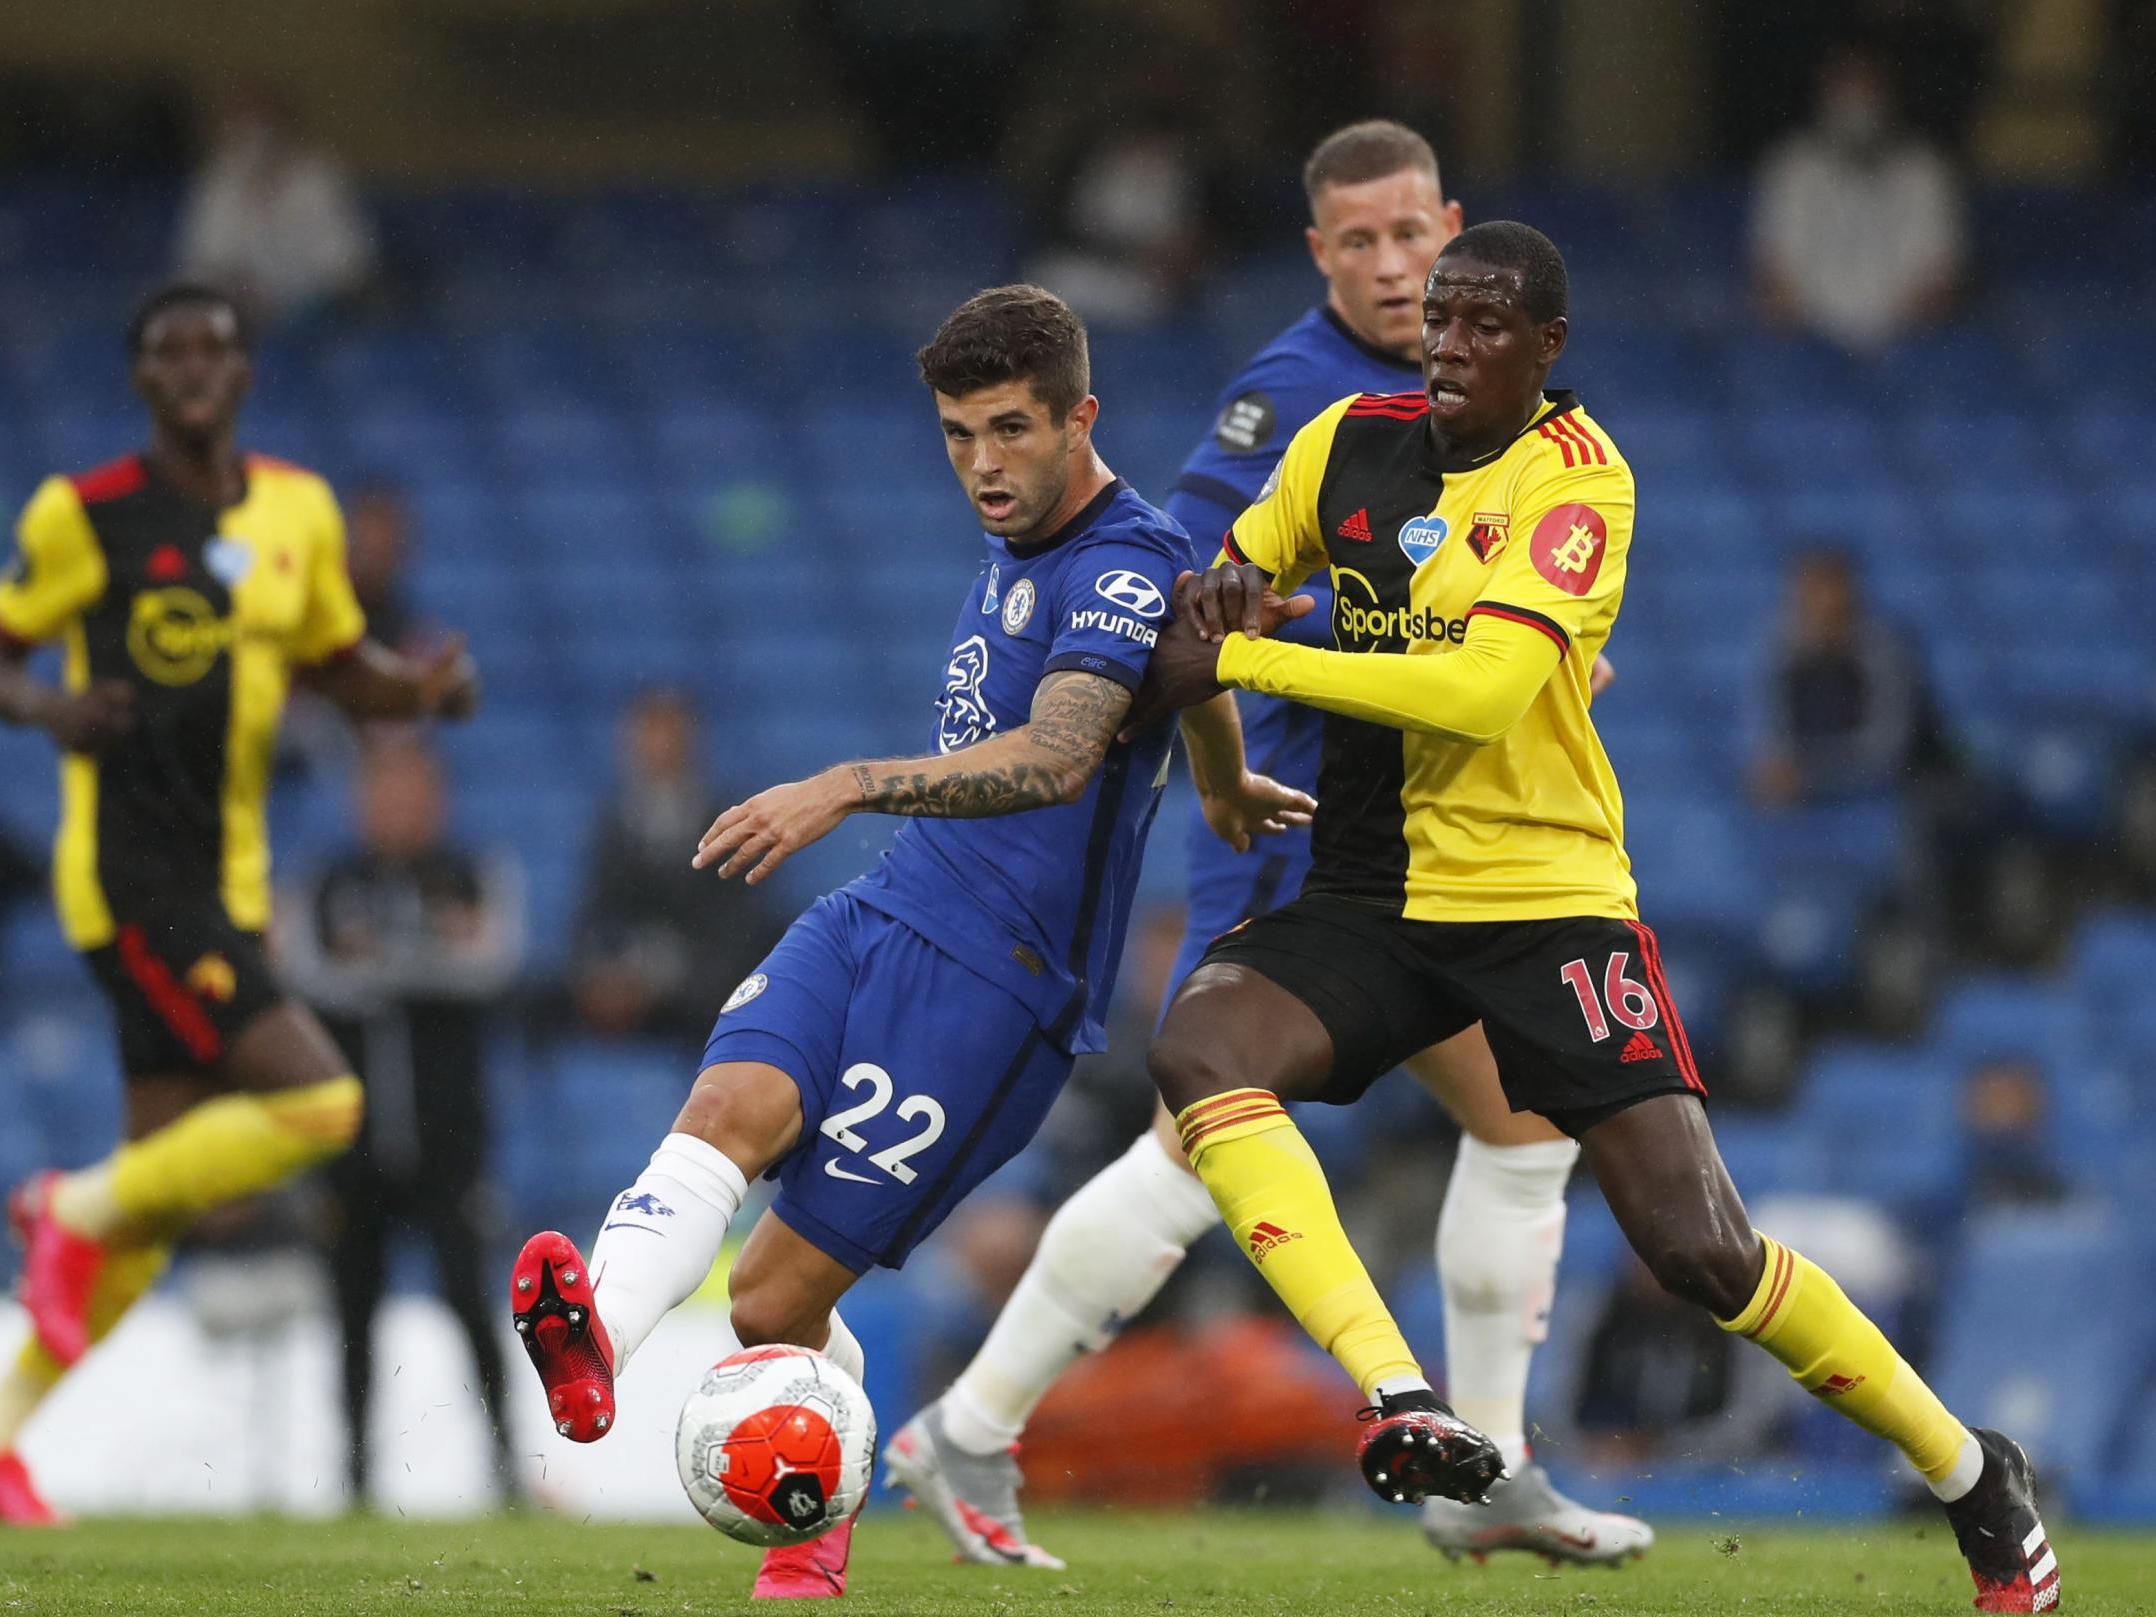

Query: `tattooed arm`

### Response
(692, 671, 1133, 884)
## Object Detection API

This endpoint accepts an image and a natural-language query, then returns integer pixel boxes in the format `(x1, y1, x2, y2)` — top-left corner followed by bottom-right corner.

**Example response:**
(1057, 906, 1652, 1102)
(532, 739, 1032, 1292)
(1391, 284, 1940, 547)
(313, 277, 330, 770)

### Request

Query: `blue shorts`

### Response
(702, 890, 1075, 1273)
(1164, 838, 1314, 1021)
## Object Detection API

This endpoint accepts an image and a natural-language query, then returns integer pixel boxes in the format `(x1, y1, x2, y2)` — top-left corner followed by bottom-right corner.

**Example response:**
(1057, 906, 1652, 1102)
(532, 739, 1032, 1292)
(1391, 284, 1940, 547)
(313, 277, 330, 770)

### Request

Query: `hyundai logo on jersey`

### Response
(1094, 569, 1165, 618)
(1398, 514, 1449, 568)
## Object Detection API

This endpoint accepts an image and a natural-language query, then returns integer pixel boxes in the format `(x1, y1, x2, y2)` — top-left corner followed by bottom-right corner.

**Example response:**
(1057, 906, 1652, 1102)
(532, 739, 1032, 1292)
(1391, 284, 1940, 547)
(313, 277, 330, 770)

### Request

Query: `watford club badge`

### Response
(186, 952, 238, 1004)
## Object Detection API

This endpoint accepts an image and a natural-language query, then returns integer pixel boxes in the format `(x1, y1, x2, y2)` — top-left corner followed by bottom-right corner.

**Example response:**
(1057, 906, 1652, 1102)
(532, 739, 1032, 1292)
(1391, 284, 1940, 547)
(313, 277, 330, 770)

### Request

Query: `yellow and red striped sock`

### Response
(1177, 1089, 1421, 1400)
(1721, 1233, 1972, 1485)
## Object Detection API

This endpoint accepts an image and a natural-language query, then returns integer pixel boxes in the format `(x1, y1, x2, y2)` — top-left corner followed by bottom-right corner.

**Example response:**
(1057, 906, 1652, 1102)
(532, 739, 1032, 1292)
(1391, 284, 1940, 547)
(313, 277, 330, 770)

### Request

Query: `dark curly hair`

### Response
(917, 284, 1090, 422)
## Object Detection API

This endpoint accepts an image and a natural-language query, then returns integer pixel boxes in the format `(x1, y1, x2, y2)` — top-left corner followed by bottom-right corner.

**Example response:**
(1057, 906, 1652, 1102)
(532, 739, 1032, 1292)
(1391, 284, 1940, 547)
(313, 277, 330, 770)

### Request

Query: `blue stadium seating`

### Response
(1930, 1206, 2154, 1507)
(0, 175, 2152, 1507)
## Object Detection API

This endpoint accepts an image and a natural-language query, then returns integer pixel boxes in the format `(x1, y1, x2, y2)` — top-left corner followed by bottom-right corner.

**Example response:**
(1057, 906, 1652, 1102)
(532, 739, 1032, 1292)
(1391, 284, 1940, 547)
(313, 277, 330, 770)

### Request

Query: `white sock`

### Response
(589, 1131, 747, 1373)
(1436, 1134, 1578, 1472)
(821, 1310, 866, 1384)
(940, 1129, 1217, 1456)
(1928, 1433, 1985, 1502)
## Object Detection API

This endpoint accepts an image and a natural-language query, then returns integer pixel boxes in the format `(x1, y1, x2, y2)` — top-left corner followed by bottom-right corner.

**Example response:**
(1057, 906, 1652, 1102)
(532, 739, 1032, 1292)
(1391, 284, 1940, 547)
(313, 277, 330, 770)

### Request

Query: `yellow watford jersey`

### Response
(1220, 389, 1636, 922)
(0, 454, 366, 949)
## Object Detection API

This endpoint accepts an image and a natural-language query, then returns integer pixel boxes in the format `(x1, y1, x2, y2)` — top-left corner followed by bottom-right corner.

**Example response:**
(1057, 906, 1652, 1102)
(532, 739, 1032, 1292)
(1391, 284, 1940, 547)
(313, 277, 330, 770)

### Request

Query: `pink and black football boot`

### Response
(1356, 1388, 1506, 1507)
(1943, 1428, 2062, 1613)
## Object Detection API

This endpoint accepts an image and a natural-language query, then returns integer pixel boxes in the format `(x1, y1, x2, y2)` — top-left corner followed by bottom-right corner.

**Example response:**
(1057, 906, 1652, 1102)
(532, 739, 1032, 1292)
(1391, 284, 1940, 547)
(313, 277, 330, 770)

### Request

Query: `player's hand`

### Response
(1590, 654, 1616, 697)
(419, 634, 480, 720)
(1199, 770, 1316, 854)
(1179, 563, 1317, 644)
(693, 769, 853, 885)
(37, 680, 135, 752)
(1119, 594, 1228, 738)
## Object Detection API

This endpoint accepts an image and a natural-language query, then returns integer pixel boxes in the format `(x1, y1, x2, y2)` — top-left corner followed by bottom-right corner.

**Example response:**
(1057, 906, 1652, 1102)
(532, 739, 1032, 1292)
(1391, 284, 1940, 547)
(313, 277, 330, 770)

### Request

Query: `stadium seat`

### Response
(1929, 1205, 2153, 1505)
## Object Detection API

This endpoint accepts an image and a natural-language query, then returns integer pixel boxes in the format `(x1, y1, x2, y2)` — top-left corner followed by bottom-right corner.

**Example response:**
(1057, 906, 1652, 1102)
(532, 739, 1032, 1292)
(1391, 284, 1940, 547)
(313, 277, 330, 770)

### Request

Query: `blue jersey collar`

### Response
(998, 477, 1127, 562)
(1320, 305, 1422, 375)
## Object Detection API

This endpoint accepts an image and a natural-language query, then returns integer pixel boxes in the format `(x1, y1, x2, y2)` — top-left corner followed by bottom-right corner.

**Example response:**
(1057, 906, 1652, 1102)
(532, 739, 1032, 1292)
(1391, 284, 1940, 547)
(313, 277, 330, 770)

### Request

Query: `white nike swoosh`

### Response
(823, 1160, 879, 1184)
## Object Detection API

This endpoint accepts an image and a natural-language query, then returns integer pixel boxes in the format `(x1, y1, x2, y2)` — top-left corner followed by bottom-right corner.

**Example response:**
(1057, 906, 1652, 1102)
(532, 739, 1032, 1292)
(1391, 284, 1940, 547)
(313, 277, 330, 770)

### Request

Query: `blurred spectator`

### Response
(818, 0, 1042, 172)
(277, 734, 525, 1507)
(1027, 89, 1220, 327)
(175, 87, 379, 326)
(344, 482, 424, 654)
(569, 689, 781, 1044)
(1572, 1255, 1758, 1466)
(1748, 547, 1946, 807)
(1751, 48, 1965, 350)
(1962, 1059, 2071, 1208)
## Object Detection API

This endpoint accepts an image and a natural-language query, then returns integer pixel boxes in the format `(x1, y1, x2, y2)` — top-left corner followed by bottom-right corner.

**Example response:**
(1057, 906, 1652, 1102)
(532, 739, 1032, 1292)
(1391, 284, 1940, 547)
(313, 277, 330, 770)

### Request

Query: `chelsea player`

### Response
(891, 123, 1648, 1571)
(508, 285, 1308, 1600)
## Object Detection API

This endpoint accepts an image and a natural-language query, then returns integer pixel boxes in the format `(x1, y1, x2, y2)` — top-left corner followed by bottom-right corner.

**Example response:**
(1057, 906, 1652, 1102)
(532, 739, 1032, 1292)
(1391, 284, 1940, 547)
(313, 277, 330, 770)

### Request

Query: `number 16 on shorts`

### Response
(1559, 951, 1660, 1042)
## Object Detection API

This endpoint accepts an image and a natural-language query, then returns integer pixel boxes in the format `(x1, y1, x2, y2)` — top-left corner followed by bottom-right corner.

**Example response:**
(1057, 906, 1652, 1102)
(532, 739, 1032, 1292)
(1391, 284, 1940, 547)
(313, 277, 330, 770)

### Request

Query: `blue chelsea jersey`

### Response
(1162, 306, 1423, 957)
(848, 480, 1198, 1055)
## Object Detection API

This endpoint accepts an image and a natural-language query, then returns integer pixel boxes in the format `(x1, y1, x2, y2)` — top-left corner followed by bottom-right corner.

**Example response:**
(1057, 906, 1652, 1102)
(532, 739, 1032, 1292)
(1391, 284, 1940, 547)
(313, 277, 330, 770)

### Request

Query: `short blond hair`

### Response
(1302, 120, 1440, 210)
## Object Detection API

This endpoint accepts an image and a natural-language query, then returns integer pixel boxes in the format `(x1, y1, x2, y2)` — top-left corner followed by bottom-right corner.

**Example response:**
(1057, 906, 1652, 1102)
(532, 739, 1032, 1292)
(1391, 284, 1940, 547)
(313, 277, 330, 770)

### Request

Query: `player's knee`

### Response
(1145, 1025, 1239, 1115)
(727, 1282, 818, 1351)
(674, 1063, 802, 1179)
(1640, 1226, 1759, 1320)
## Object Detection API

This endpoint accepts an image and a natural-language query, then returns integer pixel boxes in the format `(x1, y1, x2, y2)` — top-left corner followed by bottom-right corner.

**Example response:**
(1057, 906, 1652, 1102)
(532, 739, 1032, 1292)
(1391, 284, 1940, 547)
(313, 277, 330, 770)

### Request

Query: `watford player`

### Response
(1132, 224, 2060, 1614)
(0, 285, 476, 1525)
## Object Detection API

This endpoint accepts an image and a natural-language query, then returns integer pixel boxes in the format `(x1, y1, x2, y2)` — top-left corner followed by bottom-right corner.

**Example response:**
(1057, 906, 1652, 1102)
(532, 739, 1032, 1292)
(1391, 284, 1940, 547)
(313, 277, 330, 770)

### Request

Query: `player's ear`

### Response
(1538, 316, 1568, 368)
(1066, 394, 1100, 439)
(1440, 200, 1465, 242)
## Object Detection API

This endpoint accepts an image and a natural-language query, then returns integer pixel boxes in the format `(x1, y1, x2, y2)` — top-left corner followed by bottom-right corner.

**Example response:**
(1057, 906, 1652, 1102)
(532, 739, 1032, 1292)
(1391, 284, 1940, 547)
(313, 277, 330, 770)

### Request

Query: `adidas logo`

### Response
(1815, 1372, 1867, 1397)
(1619, 1031, 1660, 1064)
(1248, 1221, 1303, 1263)
(1336, 507, 1373, 543)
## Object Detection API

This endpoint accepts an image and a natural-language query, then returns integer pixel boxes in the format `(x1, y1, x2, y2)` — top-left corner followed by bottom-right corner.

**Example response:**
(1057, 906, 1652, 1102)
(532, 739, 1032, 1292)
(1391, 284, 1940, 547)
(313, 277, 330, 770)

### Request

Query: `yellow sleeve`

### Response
(1216, 614, 1560, 744)
(0, 477, 107, 646)
(1221, 395, 1355, 589)
(288, 480, 368, 665)
(1468, 451, 1635, 656)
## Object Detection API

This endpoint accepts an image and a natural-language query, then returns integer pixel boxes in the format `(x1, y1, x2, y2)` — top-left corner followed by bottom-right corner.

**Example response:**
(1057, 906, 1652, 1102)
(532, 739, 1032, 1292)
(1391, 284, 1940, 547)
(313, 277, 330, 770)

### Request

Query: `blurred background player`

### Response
(892, 119, 1650, 1570)
(0, 284, 476, 1525)
(277, 733, 524, 1509)
(507, 286, 1306, 1598)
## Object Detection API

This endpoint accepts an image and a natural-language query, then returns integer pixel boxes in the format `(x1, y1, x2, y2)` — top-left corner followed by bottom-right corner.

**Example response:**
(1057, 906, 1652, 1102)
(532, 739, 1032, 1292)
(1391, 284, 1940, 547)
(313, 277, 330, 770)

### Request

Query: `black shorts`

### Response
(1198, 893, 1705, 1135)
(83, 911, 285, 1078)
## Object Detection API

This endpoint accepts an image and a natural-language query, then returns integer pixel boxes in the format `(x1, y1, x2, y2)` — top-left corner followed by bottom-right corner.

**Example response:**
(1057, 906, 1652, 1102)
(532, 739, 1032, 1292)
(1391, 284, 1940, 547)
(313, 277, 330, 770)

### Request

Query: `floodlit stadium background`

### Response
(0, 0, 2151, 1526)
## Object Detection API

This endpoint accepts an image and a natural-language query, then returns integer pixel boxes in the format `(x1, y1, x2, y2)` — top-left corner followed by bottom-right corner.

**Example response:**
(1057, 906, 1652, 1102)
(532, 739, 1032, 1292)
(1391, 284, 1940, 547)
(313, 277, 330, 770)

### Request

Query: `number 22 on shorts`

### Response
(819, 1062, 948, 1184)
(1559, 953, 1660, 1043)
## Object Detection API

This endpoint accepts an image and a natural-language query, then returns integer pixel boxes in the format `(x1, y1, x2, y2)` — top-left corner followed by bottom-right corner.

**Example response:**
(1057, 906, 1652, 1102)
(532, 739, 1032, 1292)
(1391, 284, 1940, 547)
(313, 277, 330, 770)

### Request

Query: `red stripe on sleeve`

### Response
(1466, 603, 1569, 653)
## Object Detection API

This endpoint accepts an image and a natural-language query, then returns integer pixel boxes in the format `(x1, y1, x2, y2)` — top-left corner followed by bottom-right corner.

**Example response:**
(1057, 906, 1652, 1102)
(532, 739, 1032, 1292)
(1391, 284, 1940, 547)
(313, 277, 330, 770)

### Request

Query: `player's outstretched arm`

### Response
(694, 671, 1134, 885)
(1220, 612, 1562, 744)
(301, 635, 480, 722)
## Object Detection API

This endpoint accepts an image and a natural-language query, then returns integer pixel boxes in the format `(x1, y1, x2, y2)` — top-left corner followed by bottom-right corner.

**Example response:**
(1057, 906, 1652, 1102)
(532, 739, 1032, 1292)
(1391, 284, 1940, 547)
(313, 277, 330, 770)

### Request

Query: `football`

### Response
(675, 1345, 877, 1546)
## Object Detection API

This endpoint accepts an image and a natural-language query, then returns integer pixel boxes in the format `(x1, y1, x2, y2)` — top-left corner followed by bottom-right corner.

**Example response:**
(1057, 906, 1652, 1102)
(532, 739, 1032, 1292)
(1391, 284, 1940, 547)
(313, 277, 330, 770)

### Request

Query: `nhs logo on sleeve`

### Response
(1398, 514, 1449, 568)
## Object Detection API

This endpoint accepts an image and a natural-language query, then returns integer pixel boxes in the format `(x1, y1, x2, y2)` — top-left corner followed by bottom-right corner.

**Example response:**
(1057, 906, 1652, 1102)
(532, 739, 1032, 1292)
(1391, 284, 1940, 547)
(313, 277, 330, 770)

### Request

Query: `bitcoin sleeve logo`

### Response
(1528, 504, 1609, 598)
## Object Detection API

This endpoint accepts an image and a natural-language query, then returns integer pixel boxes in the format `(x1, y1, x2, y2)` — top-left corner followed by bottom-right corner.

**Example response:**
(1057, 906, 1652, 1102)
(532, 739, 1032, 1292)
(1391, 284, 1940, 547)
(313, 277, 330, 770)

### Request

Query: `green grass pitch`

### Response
(2, 1509, 2144, 1615)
